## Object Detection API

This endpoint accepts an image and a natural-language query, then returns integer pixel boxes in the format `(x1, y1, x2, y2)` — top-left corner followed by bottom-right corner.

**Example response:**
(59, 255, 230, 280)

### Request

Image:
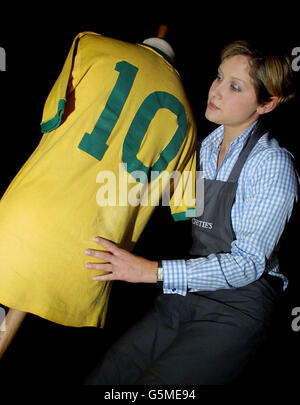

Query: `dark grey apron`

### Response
(190, 120, 267, 257)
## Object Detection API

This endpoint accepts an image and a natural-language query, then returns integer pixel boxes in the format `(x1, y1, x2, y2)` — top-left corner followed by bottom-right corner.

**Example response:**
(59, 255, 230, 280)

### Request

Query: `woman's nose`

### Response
(211, 82, 223, 99)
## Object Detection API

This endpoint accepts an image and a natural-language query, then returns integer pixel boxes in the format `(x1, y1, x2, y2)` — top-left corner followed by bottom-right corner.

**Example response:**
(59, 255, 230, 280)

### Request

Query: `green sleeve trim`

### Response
(40, 98, 66, 133)
(172, 208, 196, 222)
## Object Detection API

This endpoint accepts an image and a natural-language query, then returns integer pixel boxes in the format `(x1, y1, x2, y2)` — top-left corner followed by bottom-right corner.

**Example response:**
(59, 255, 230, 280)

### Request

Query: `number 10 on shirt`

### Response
(78, 60, 188, 182)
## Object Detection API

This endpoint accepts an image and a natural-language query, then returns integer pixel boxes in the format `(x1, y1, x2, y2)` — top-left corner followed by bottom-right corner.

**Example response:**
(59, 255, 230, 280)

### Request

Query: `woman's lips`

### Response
(207, 102, 220, 111)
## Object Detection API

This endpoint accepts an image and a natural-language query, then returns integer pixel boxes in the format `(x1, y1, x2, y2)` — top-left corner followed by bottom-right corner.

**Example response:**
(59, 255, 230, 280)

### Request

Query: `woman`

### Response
(84, 40, 299, 384)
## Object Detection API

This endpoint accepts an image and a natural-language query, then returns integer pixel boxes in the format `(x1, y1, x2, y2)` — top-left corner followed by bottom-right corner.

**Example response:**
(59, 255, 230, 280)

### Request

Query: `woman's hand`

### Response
(85, 237, 158, 284)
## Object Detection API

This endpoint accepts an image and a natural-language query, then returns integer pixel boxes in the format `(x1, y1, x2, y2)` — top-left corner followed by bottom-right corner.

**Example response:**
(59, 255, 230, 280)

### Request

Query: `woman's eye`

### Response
(216, 73, 222, 81)
(231, 82, 241, 92)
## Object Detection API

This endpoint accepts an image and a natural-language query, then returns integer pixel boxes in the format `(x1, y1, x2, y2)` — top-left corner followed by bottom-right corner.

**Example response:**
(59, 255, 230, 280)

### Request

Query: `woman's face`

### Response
(205, 54, 260, 129)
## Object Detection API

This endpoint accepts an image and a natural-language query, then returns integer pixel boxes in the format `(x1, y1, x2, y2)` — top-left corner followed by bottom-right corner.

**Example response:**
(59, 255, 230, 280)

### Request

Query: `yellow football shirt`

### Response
(0, 32, 197, 327)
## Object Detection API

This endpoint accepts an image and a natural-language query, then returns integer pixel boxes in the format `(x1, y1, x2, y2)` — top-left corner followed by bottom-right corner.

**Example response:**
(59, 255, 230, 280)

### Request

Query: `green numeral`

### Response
(78, 61, 138, 160)
(78, 60, 188, 183)
(123, 91, 188, 182)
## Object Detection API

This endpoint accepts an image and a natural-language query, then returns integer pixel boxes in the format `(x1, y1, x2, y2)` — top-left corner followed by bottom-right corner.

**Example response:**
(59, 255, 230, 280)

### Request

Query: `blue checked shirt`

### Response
(163, 122, 299, 295)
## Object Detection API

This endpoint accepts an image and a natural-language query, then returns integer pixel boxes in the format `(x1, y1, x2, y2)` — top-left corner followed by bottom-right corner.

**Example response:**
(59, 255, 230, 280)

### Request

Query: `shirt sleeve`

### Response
(163, 148, 299, 295)
(168, 129, 198, 222)
(40, 31, 99, 133)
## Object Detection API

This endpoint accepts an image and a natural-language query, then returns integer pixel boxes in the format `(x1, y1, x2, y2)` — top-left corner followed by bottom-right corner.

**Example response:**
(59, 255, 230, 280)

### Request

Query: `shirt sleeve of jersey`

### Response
(40, 31, 100, 133)
(169, 127, 198, 222)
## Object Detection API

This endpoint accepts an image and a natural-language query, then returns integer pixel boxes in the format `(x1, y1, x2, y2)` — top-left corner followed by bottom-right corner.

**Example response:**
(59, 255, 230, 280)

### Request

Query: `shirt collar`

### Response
(201, 121, 258, 151)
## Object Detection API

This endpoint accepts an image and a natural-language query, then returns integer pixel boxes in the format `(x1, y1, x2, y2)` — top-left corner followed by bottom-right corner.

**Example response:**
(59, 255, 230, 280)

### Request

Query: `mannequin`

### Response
(0, 25, 196, 359)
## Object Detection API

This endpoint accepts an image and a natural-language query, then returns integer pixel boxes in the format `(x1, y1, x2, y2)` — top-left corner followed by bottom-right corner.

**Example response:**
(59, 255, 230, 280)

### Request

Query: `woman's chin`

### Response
(205, 109, 220, 125)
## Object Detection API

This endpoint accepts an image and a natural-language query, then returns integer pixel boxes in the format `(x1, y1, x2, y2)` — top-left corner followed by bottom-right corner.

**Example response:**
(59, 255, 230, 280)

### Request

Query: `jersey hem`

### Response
(172, 208, 196, 222)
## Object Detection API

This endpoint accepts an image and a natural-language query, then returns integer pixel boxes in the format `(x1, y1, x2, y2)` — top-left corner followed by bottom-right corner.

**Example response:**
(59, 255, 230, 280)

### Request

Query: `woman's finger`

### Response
(85, 262, 112, 272)
(93, 274, 115, 281)
(93, 236, 121, 255)
(85, 249, 112, 261)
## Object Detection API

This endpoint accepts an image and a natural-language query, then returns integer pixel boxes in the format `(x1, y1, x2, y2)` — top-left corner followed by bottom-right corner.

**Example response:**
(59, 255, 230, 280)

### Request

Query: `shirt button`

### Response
(172, 288, 177, 292)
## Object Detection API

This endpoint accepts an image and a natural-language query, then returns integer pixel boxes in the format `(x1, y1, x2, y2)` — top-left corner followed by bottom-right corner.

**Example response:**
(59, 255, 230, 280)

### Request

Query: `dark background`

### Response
(0, 7, 299, 387)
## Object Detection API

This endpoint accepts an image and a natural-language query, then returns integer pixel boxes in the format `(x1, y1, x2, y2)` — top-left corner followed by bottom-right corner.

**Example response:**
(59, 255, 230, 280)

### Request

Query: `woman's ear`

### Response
(257, 96, 279, 115)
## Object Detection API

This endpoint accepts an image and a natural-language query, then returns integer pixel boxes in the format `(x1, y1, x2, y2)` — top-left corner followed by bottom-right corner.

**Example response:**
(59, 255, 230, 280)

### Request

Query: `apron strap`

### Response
(199, 120, 268, 179)
(227, 120, 267, 183)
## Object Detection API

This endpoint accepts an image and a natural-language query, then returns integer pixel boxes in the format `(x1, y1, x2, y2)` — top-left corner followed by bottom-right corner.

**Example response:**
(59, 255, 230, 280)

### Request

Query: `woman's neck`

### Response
(222, 126, 242, 149)
(222, 118, 257, 150)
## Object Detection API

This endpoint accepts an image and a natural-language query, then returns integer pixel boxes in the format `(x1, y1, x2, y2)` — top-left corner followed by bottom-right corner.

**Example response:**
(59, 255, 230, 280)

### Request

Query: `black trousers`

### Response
(84, 275, 282, 385)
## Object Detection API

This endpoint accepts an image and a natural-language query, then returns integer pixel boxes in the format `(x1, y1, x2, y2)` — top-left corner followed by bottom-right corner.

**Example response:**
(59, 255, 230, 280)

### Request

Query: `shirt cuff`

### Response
(162, 259, 187, 296)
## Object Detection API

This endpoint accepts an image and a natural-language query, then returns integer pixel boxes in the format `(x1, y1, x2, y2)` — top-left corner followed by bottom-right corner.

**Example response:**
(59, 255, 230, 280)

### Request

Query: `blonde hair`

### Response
(220, 40, 295, 105)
